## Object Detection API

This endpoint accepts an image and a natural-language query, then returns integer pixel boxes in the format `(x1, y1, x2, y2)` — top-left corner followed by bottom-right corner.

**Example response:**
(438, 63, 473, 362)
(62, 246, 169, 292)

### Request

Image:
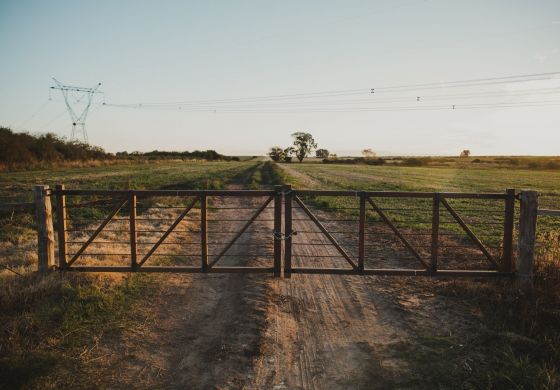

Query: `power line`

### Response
(103, 71, 560, 109)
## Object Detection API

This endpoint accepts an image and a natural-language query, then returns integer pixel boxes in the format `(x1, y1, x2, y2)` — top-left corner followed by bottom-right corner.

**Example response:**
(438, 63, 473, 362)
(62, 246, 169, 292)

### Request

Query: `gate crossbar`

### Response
(366, 197, 430, 269)
(294, 195, 358, 270)
(138, 197, 198, 267)
(208, 196, 273, 269)
(67, 197, 128, 266)
(440, 197, 498, 268)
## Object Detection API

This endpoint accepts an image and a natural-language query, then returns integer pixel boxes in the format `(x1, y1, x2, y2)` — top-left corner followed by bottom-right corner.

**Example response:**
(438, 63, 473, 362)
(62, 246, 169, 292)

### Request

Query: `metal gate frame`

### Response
(55, 184, 515, 278)
(283, 186, 515, 277)
(56, 186, 282, 275)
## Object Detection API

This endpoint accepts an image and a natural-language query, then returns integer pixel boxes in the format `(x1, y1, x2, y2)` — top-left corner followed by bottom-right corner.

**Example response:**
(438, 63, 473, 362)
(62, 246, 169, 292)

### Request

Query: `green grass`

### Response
(0, 272, 156, 389)
(0, 160, 263, 388)
(280, 162, 560, 248)
(0, 160, 258, 242)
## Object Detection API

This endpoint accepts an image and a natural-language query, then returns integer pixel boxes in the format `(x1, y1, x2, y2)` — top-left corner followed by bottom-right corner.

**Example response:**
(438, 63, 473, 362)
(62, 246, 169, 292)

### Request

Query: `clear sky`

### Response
(1, 0, 559, 156)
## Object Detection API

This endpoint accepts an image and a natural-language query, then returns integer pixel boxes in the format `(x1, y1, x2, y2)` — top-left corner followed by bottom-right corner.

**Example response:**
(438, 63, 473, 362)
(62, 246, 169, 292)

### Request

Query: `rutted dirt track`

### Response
(94, 188, 483, 390)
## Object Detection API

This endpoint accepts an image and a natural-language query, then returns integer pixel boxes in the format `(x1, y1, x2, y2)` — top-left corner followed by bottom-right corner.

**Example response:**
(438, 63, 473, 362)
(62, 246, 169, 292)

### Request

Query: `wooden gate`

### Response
(56, 186, 282, 275)
(284, 187, 515, 277)
(54, 185, 516, 278)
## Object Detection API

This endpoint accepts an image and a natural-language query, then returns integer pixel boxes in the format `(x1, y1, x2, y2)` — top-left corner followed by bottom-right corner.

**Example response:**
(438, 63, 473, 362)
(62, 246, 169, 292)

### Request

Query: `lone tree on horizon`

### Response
(362, 148, 376, 158)
(292, 132, 317, 163)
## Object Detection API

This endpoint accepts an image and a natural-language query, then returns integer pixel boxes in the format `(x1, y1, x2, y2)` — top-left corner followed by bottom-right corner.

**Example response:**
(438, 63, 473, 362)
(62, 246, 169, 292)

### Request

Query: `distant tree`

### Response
(362, 148, 376, 158)
(316, 149, 329, 158)
(460, 149, 471, 158)
(291, 132, 317, 163)
(268, 146, 284, 162)
(283, 147, 295, 163)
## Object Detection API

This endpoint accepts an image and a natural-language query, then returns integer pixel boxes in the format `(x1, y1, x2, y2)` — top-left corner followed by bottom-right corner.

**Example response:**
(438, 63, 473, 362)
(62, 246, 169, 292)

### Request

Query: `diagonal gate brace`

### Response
(367, 197, 430, 269)
(67, 197, 128, 267)
(208, 196, 273, 269)
(294, 196, 358, 270)
(138, 197, 198, 267)
(440, 198, 498, 268)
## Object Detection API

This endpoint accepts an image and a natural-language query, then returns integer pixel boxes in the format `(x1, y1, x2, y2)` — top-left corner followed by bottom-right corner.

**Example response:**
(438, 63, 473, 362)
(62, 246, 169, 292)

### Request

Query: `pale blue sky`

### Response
(1, 0, 559, 155)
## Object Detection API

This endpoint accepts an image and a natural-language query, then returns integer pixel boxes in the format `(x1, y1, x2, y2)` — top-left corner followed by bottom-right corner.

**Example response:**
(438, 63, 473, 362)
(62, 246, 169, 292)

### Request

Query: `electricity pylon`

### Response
(50, 78, 102, 143)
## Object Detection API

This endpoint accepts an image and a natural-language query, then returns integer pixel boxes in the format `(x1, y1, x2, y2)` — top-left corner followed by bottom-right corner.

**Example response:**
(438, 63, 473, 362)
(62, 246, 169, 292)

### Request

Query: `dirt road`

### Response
(81, 187, 483, 390)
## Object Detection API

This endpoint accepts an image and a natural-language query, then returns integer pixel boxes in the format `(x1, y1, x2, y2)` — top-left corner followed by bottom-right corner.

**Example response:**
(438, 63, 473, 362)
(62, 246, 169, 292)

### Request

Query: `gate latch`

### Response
(273, 230, 298, 240)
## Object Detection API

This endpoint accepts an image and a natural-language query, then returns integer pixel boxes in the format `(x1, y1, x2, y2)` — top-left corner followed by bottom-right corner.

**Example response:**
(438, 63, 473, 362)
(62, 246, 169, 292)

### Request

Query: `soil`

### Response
(73, 187, 487, 389)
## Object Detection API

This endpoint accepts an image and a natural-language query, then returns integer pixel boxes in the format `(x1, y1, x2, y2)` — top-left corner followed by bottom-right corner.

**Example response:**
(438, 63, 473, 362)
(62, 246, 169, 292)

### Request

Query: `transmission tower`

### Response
(50, 78, 102, 143)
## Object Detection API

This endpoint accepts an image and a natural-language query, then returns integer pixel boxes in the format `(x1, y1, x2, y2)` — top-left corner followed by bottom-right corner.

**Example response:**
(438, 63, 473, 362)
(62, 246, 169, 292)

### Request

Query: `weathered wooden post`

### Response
(502, 188, 516, 272)
(284, 184, 292, 278)
(129, 190, 138, 270)
(358, 192, 366, 273)
(201, 193, 208, 272)
(55, 184, 67, 269)
(430, 193, 440, 274)
(517, 190, 538, 289)
(34, 185, 55, 272)
(273, 185, 283, 277)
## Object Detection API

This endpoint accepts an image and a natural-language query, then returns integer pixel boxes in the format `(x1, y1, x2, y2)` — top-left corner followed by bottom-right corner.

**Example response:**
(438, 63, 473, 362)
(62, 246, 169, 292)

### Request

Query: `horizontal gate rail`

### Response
(294, 195, 358, 270)
(366, 197, 430, 269)
(138, 197, 198, 267)
(66, 197, 128, 267)
(439, 197, 498, 268)
(208, 196, 273, 269)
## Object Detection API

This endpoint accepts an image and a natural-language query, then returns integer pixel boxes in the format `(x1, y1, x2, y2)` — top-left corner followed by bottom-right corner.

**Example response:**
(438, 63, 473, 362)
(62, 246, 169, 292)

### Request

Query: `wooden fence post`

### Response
(430, 193, 440, 273)
(201, 194, 208, 272)
(129, 191, 138, 270)
(284, 184, 292, 278)
(273, 185, 283, 277)
(502, 188, 516, 272)
(517, 190, 538, 289)
(358, 192, 366, 273)
(34, 185, 54, 272)
(55, 185, 67, 269)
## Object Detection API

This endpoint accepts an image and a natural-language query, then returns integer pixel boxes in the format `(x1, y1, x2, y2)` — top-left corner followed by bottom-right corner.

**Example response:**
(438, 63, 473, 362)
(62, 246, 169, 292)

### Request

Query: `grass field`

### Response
(279, 161, 560, 388)
(1, 159, 559, 388)
(0, 160, 265, 388)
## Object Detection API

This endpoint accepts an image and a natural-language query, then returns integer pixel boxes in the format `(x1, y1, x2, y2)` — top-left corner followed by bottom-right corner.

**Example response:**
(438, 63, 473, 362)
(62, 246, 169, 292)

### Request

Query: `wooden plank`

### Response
(366, 197, 430, 269)
(502, 189, 516, 272)
(430, 193, 440, 273)
(201, 194, 208, 272)
(61, 189, 275, 197)
(358, 192, 366, 272)
(34, 185, 55, 272)
(294, 196, 357, 270)
(517, 191, 538, 288)
(0, 202, 34, 211)
(538, 209, 560, 217)
(138, 197, 198, 267)
(294, 190, 360, 197)
(291, 267, 359, 275)
(284, 185, 293, 278)
(210, 266, 274, 273)
(273, 186, 282, 277)
(440, 197, 499, 268)
(55, 185, 67, 269)
(129, 191, 138, 269)
(208, 196, 273, 268)
(67, 197, 129, 267)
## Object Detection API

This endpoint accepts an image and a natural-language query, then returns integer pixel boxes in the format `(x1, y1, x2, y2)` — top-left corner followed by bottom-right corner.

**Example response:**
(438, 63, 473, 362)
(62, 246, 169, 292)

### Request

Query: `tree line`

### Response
(0, 127, 237, 166)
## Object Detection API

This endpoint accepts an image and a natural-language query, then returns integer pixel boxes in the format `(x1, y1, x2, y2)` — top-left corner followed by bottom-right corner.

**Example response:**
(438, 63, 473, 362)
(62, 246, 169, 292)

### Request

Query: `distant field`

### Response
(0, 160, 257, 203)
(281, 162, 560, 208)
(0, 160, 259, 242)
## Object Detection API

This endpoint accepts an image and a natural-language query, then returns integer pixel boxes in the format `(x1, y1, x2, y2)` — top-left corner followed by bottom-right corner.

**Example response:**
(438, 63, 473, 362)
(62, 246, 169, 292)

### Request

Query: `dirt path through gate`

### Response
(78, 186, 486, 389)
